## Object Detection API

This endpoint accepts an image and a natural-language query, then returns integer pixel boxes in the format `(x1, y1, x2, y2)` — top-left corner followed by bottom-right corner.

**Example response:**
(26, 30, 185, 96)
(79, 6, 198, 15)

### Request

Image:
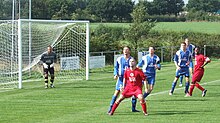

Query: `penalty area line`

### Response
(121, 79, 220, 103)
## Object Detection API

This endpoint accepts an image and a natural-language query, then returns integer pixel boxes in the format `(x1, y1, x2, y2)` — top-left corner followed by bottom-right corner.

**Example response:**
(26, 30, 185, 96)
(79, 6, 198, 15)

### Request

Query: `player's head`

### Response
(184, 38, 189, 46)
(123, 46, 131, 56)
(47, 45, 53, 53)
(180, 42, 187, 51)
(129, 58, 136, 68)
(194, 47, 201, 55)
(149, 47, 155, 54)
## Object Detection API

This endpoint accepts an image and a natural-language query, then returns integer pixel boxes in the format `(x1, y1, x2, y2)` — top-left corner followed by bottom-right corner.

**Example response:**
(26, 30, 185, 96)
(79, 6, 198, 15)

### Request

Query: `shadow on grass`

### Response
(149, 110, 212, 116)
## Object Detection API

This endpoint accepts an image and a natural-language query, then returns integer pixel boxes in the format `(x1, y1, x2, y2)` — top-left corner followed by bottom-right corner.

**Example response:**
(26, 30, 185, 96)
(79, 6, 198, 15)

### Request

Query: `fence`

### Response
(89, 45, 220, 68)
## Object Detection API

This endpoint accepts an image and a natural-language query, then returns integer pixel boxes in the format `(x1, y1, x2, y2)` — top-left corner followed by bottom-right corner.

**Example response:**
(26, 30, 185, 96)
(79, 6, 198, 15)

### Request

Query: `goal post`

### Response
(1, 19, 90, 89)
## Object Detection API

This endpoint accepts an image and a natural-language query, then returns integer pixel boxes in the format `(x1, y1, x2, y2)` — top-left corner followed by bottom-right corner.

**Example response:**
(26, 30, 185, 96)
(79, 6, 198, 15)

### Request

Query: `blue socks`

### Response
(108, 95, 117, 112)
(131, 97, 137, 111)
(171, 82, 177, 93)
(179, 75, 183, 84)
(143, 92, 150, 98)
(185, 82, 190, 93)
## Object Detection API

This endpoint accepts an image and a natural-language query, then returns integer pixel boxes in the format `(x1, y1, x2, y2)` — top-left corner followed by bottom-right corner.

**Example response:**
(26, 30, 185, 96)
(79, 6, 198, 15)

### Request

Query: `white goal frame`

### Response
(17, 19, 90, 89)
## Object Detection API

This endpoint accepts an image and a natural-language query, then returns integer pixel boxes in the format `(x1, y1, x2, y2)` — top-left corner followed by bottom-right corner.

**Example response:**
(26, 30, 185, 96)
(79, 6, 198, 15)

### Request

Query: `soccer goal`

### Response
(0, 19, 89, 89)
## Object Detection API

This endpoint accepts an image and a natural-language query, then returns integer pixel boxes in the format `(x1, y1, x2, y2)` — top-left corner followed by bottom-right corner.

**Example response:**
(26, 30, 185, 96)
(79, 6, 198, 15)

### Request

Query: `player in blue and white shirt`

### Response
(169, 42, 192, 95)
(108, 46, 138, 113)
(137, 47, 161, 98)
(179, 38, 195, 87)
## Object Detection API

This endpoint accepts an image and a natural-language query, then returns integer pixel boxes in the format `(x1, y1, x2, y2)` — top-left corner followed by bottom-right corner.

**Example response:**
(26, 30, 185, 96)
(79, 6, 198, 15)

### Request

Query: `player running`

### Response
(137, 47, 161, 99)
(108, 58, 148, 116)
(107, 46, 138, 113)
(179, 38, 195, 87)
(169, 42, 192, 95)
(185, 47, 211, 97)
(40, 45, 57, 89)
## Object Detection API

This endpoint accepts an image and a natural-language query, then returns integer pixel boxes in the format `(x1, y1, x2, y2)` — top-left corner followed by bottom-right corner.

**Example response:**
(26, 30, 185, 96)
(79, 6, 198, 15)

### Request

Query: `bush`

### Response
(146, 15, 186, 22)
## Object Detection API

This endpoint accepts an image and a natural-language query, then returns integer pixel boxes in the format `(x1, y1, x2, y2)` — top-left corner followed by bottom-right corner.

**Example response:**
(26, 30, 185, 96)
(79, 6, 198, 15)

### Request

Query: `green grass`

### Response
(91, 22, 220, 34)
(0, 60, 220, 123)
(153, 22, 220, 34)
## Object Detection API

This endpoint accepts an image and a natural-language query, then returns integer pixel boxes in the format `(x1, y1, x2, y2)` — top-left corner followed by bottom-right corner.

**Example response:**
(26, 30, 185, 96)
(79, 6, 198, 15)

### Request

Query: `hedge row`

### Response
(90, 25, 220, 61)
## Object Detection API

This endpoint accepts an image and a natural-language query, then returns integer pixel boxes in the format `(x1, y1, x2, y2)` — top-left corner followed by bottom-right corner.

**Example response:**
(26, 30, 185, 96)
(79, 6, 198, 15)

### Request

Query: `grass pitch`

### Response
(0, 60, 220, 123)
(91, 22, 220, 34)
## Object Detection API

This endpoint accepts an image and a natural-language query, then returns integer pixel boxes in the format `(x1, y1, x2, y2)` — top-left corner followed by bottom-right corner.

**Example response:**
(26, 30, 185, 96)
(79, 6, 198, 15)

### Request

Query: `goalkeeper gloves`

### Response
(43, 63, 48, 69)
(50, 63, 54, 68)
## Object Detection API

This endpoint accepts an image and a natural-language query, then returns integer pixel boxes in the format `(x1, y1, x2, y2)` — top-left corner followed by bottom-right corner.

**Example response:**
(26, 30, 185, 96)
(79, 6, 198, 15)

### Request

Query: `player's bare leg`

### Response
(179, 75, 183, 87)
(169, 77, 179, 95)
(189, 67, 193, 77)
(109, 95, 125, 115)
(144, 84, 154, 98)
(137, 94, 148, 116)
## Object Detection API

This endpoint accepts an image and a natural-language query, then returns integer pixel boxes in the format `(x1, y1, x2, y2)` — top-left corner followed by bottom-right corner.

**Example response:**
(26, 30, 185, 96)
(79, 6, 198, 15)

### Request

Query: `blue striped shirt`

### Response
(114, 55, 132, 76)
(174, 50, 192, 68)
(137, 54, 161, 75)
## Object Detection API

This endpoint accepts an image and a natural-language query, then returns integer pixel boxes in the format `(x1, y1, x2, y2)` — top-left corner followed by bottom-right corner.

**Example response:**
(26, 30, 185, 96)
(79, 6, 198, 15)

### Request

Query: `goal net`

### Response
(0, 19, 89, 89)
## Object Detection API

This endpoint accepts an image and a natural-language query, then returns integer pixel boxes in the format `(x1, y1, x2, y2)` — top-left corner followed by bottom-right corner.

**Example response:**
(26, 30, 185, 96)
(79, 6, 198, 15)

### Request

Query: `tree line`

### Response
(1, 0, 220, 22)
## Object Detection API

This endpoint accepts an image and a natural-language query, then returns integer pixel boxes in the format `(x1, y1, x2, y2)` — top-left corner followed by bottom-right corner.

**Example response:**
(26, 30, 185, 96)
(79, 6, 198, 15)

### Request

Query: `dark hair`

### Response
(149, 46, 155, 50)
(181, 42, 186, 45)
(124, 46, 131, 51)
(131, 57, 136, 61)
(195, 46, 201, 53)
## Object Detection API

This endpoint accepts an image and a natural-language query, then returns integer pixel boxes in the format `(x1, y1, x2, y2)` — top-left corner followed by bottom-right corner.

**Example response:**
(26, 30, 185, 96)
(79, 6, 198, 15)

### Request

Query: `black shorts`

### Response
(43, 67, 54, 75)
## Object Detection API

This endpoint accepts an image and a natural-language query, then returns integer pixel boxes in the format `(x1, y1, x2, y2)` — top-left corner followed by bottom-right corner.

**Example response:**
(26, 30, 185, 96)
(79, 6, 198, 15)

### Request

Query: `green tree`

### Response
(125, 4, 155, 58)
(112, 0, 134, 22)
(87, 0, 133, 22)
(71, 8, 99, 21)
(187, 0, 220, 13)
(142, 0, 184, 16)
(167, 0, 184, 16)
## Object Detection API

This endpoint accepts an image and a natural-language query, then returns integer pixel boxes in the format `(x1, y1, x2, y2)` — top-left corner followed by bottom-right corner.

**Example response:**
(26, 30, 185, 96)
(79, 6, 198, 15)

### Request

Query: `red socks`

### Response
(110, 103, 119, 115)
(189, 82, 205, 96)
(141, 101, 147, 114)
(189, 84, 195, 96)
(195, 83, 205, 91)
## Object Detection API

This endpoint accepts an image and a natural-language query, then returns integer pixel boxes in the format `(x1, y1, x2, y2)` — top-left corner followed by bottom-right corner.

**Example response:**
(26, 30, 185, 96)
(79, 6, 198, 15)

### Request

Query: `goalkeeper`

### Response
(40, 45, 57, 89)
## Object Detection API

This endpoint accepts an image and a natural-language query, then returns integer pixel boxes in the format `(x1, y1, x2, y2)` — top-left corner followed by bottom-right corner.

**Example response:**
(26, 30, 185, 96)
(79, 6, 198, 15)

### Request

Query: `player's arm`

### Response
(187, 52, 193, 65)
(201, 57, 211, 68)
(174, 54, 180, 70)
(113, 60, 119, 79)
(155, 56, 161, 70)
(121, 71, 127, 92)
(121, 78, 126, 92)
(137, 57, 144, 68)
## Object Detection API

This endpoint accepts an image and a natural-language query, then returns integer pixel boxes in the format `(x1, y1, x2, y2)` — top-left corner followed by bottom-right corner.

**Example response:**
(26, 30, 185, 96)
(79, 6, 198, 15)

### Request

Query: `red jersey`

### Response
(194, 54, 211, 71)
(124, 67, 146, 89)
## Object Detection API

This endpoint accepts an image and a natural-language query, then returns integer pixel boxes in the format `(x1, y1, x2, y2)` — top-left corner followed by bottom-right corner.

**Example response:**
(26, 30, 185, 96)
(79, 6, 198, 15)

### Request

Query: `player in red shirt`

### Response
(108, 58, 148, 116)
(185, 47, 211, 97)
